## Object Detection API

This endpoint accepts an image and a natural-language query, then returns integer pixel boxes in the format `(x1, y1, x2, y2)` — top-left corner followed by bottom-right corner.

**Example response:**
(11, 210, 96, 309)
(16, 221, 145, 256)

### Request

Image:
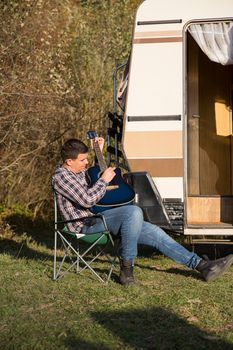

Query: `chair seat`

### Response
(62, 226, 109, 245)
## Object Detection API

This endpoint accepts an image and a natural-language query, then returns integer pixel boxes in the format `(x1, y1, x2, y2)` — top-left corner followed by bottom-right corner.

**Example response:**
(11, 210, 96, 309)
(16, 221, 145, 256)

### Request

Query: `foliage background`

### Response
(0, 0, 141, 216)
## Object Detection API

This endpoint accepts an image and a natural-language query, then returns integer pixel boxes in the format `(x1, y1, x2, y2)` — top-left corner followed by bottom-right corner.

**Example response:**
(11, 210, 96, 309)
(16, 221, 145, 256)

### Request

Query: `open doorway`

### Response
(186, 29, 233, 226)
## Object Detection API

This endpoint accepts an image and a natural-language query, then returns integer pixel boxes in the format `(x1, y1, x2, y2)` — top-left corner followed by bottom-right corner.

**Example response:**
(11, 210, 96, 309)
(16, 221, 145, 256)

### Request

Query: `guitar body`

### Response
(87, 165, 135, 211)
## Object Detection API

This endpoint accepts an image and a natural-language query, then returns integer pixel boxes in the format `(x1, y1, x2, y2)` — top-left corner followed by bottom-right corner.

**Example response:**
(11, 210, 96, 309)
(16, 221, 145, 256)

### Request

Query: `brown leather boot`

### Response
(119, 259, 135, 286)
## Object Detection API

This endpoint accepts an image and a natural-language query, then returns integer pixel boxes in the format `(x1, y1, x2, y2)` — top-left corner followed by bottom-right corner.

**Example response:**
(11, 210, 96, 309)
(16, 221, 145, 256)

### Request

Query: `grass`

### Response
(0, 210, 233, 350)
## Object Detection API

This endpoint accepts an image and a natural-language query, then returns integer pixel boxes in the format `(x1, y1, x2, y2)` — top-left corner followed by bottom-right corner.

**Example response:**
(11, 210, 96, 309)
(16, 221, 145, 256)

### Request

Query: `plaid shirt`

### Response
(52, 165, 107, 232)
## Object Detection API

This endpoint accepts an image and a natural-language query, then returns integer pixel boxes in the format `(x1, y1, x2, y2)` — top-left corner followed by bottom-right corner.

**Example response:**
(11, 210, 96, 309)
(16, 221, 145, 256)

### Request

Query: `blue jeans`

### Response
(82, 205, 201, 269)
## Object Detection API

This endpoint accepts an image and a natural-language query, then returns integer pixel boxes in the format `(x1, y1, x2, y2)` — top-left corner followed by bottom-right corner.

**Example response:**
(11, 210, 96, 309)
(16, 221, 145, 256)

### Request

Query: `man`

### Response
(52, 137, 233, 285)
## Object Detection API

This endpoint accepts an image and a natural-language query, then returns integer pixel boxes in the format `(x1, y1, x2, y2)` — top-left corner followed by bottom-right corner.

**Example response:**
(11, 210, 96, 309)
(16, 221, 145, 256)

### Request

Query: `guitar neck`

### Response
(93, 142, 107, 172)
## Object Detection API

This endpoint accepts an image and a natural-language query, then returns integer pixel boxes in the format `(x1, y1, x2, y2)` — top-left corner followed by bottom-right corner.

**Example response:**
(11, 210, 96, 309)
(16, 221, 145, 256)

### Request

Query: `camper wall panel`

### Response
(123, 131, 182, 158)
(125, 120, 182, 132)
(187, 196, 233, 224)
(127, 159, 183, 177)
(153, 177, 183, 200)
(126, 42, 182, 117)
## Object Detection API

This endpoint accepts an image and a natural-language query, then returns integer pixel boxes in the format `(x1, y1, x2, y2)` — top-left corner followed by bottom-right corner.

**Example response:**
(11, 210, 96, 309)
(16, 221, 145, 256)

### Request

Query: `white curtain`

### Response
(188, 22, 233, 65)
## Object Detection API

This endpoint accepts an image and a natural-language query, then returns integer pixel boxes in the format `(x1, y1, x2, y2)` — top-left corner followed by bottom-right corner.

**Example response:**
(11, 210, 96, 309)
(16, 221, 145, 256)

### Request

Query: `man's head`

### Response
(61, 138, 89, 173)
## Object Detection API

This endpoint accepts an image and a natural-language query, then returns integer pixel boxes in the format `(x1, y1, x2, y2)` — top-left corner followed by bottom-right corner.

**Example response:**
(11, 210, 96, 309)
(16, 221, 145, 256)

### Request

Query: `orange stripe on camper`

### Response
(134, 37, 182, 44)
(133, 30, 182, 44)
(134, 30, 182, 38)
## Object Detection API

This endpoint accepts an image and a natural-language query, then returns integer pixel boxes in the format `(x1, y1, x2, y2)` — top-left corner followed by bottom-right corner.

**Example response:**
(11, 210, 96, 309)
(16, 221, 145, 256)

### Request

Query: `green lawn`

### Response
(0, 213, 233, 350)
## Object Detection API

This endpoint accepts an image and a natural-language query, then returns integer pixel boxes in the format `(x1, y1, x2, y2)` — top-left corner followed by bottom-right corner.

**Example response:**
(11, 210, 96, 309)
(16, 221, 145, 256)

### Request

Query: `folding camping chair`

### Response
(53, 193, 118, 283)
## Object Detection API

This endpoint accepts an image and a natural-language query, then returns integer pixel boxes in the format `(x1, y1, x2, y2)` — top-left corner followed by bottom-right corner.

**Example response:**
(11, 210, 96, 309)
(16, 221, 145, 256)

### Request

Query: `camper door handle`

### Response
(192, 114, 200, 118)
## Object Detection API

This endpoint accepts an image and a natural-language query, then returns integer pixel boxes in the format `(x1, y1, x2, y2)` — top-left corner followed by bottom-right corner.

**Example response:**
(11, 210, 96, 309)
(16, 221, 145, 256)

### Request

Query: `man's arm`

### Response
(53, 171, 108, 208)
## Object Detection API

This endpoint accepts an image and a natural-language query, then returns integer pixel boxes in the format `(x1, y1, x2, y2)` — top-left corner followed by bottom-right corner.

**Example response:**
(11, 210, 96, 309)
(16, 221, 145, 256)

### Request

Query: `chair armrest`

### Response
(57, 213, 108, 231)
(53, 191, 109, 231)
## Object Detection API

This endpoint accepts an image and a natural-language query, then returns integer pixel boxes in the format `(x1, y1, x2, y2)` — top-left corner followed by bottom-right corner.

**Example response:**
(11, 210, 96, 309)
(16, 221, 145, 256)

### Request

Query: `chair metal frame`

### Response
(53, 193, 118, 283)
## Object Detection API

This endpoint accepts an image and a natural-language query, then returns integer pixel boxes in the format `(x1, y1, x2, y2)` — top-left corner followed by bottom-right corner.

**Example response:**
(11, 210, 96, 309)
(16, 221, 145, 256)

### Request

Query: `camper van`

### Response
(109, 0, 233, 241)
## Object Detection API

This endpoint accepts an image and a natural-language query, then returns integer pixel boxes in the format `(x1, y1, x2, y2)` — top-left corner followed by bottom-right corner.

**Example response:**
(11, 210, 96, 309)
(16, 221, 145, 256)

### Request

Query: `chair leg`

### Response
(105, 244, 119, 282)
(54, 231, 79, 280)
(60, 232, 106, 282)
(53, 230, 58, 280)
(76, 242, 80, 273)
(54, 230, 119, 283)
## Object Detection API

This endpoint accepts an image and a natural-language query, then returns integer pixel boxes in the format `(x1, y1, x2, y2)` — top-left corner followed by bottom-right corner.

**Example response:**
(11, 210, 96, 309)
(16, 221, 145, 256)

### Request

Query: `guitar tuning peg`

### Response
(87, 130, 98, 139)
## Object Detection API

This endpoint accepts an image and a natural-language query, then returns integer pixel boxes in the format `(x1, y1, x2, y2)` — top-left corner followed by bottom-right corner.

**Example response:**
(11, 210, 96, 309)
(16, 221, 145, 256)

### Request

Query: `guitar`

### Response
(87, 131, 135, 211)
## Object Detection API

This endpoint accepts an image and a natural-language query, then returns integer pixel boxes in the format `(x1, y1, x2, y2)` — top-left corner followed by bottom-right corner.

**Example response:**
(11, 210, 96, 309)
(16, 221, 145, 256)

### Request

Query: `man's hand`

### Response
(101, 167, 116, 183)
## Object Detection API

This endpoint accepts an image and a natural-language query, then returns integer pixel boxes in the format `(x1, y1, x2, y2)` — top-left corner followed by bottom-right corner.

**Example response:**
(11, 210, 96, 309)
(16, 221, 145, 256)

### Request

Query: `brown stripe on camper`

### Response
(133, 30, 182, 44)
(123, 131, 182, 158)
(127, 158, 183, 177)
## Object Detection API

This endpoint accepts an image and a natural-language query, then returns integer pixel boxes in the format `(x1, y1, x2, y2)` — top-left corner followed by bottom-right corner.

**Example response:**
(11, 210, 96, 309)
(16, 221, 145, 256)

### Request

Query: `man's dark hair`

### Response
(61, 138, 89, 162)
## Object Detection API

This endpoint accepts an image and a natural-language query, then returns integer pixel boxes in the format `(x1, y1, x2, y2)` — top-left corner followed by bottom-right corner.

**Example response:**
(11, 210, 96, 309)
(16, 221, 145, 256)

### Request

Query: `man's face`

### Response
(66, 153, 89, 173)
